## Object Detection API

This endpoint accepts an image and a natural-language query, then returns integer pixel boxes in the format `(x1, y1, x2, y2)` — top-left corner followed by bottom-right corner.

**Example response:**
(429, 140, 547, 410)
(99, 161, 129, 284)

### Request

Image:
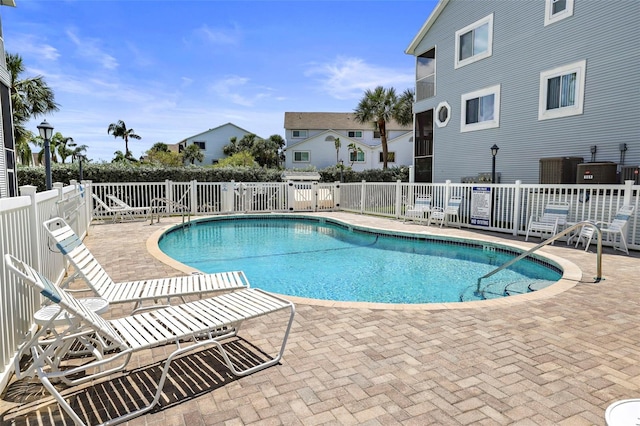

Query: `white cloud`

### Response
(66, 29, 118, 70)
(210, 75, 272, 107)
(194, 24, 241, 45)
(305, 56, 414, 100)
(5, 34, 60, 61)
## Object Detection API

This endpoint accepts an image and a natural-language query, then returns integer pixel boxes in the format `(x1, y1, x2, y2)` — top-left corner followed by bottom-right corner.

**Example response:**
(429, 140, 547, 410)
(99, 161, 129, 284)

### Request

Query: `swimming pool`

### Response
(157, 215, 563, 304)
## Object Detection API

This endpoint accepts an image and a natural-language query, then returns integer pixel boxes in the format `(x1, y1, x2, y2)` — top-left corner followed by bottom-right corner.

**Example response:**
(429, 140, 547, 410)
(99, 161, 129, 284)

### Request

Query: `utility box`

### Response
(620, 165, 640, 184)
(577, 162, 618, 184)
(539, 157, 583, 184)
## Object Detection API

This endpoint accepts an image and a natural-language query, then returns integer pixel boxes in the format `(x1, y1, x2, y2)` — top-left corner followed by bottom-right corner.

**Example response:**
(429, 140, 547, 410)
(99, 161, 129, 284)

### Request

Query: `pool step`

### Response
(461, 278, 552, 302)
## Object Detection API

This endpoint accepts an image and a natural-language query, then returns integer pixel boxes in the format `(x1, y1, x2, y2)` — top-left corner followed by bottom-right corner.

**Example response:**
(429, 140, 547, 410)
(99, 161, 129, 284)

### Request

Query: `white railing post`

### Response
(395, 180, 403, 219)
(82, 180, 92, 226)
(512, 180, 522, 236)
(445, 180, 452, 207)
(312, 181, 319, 212)
(190, 180, 198, 215)
(19, 185, 42, 271)
(360, 180, 366, 214)
(165, 180, 172, 214)
(334, 182, 341, 209)
(287, 180, 296, 211)
(623, 180, 634, 206)
(220, 181, 233, 213)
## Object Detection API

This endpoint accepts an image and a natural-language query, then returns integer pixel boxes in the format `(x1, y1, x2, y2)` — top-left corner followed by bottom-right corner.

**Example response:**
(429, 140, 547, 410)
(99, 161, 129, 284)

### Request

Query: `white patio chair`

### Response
(92, 193, 149, 222)
(44, 217, 249, 312)
(5, 253, 295, 426)
(573, 221, 597, 251)
(429, 196, 463, 228)
(595, 205, 635, 255)
(525, 202, 570, 244)
(404, 195, 433, 223)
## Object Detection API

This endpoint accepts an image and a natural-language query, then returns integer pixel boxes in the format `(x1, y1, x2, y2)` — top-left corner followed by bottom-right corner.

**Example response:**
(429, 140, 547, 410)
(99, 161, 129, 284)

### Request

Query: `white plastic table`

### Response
(605, 399, 640, 426)
(34, 297, 109, 326)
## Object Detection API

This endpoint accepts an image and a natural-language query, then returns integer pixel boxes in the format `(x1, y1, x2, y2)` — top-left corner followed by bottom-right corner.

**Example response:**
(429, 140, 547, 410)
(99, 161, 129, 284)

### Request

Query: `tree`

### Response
(149, 142, 169, 153)
(145, 143, 182, 166)
(182, 143, 204, 165)
(107, 120, 141, 158)
(52, 133, 76, 164)
(15, 130, 36, 165)
(354, 86, 414, 169)
(112, 150, 128, 163)
(334, 137, 341, 164)
(215, 151, 257, 168)
(347, 142, 364, 167)
(6, 52, 59, 151)
(223, 133, 283, 168)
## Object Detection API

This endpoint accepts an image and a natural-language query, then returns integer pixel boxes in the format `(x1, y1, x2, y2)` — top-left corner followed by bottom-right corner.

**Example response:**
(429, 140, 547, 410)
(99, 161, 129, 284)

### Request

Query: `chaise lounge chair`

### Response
(595, 205, 635, 254)
(525, 202, 570, 243)
(5, 253, 295, 426)
(92, 193, 149, 222)
(44, 217, 249, 312)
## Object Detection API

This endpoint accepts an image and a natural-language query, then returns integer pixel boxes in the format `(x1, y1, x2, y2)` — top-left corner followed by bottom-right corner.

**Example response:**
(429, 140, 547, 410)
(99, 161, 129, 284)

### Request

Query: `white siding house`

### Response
(175, 123, 260, 165)
(406, 0, 640, 184)
(283, 112, 412, 171)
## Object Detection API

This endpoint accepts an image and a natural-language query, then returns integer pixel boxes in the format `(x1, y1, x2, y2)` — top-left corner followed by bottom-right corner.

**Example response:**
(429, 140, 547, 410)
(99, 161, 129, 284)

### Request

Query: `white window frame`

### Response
(544, 0, 574, 26)
(435, 101, 451, 128)
(460, 84, 501, 133)
(349, 150, 365, 163)
(538, 60, 586, 121)
(293, 151, 310, 162)
(292, 130, 308, 138)
(347, 130, 363, 138)
(454, 14, 494, 69)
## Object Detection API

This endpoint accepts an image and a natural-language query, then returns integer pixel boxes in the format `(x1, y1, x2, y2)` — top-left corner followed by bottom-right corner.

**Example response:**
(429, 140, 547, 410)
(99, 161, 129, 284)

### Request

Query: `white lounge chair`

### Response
(429, 196, 463, 228)
(44, 217, 249, 312)
(404, 195, 433, 223)
(525, 202, 570, 243)
(5, 253, 295, 426)
(92, 193, 149, 222)
(595, 205, 635, 254)
(573, 221, 597, 251)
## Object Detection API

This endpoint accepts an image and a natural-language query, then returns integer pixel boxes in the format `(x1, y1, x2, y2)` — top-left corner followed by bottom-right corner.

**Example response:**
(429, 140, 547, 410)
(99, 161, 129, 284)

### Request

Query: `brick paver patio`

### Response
(1, 212, 638, 425)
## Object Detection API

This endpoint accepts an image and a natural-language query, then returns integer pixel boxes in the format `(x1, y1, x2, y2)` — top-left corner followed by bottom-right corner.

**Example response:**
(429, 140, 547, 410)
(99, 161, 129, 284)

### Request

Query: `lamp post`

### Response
(491, 144, 500, 184)
(339, 159, 344, 183)
(37, 120, 54, 190)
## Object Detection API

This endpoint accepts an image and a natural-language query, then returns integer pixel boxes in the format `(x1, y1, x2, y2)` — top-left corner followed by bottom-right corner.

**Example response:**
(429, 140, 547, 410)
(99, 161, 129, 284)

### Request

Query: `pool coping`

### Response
(146, 213, 582, 310)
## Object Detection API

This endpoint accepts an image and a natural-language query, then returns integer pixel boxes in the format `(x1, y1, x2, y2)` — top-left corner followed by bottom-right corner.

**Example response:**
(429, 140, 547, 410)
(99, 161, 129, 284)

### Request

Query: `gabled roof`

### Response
(284, 112, 412, 131)
(177, 122, 259, 144)
(405, 0, 449, 55)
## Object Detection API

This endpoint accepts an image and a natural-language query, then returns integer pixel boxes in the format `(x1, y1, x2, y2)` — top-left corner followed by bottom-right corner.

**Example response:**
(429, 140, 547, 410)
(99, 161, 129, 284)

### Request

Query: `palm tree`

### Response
(53, 134, 75, 164)
(6, 52, 59, 150)
(354, 86, 414, 169)
(107, 120, 141, 158)
(334, 137, 341, 164)
(182, 143, 204, 165)
(347, 142, 363, 167)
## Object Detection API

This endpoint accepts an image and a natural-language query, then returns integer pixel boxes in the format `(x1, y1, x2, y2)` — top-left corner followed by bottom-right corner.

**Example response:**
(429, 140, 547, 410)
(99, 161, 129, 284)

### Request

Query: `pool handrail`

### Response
(476, 221, 603, 295)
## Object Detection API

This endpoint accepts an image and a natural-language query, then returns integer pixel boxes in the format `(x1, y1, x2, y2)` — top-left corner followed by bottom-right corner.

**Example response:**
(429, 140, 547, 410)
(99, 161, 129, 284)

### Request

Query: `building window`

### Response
(347, 131, 363, 138)
(460, 84, 501, 132)
(293, 151, 310, 162)
(455, 14, 493, 69)
(435, 101, 451, 128)
(544, 0, 574, 26)
(292, 130, 308, 138)
(373, 131, 381, 139)
(379, 152, 395, 163)
(349, 150, 365, 162)
(417, 48, 435, 101)
(538, 60, 586, 121)
(193, 141, 205, 149)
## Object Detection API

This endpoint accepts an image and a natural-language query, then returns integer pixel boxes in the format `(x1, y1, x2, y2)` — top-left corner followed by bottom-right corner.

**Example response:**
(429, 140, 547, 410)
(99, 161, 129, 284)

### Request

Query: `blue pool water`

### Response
(158, 217, 562, 304)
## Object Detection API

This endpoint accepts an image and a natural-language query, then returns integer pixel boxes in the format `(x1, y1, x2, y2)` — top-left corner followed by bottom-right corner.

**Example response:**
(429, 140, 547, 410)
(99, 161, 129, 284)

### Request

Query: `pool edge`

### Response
(146, 213, 582, 310)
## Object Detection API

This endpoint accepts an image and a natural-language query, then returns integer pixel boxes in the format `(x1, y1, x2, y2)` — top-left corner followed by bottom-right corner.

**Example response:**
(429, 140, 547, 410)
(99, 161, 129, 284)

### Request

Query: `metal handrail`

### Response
(476, 221, 603, 295)
(149, 197, 190, 225)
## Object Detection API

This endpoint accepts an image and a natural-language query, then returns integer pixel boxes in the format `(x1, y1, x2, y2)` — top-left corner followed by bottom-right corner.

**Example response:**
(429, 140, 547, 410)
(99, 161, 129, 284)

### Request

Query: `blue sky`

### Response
(2, 1, 437, 162)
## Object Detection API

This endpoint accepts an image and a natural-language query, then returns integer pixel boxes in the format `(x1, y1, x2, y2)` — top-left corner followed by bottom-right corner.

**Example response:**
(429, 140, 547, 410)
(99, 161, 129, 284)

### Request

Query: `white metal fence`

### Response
(0, 178, 638, 390)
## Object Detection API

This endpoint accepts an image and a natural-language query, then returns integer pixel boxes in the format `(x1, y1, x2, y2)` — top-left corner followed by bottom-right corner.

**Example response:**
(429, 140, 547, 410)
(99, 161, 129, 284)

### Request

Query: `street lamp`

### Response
(490, 144, 500, 184)
(339, 159, 344, 183)
(37, 120, 54, 190)
(78, 154, 85, 181)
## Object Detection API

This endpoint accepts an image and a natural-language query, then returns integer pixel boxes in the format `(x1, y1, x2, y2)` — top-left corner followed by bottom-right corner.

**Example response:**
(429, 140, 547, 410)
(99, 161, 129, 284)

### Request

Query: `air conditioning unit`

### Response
(576, 162, 618, 184)
(620, 165, 640, 184)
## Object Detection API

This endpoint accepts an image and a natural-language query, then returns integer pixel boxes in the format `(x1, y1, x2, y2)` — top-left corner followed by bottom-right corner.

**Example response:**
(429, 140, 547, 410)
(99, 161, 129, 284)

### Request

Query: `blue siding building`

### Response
(406, 0, 640, 184)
